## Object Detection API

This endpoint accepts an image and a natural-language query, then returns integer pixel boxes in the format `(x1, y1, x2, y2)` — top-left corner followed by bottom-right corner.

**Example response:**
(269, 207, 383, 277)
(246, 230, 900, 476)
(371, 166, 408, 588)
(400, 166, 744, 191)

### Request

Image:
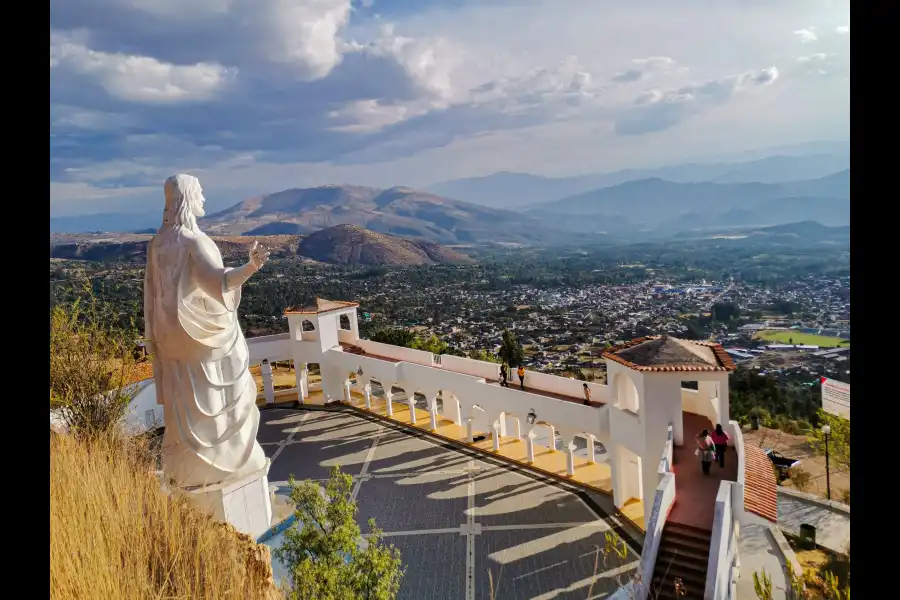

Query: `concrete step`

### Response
(664, 522, 712, 543)
(653, 550, 708, 578)
(660, 533, 711, 557)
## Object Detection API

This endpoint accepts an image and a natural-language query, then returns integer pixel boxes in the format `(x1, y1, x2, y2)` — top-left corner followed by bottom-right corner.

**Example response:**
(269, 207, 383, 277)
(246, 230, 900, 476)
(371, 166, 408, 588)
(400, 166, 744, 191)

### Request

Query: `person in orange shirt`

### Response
(517, 365, 525, 390)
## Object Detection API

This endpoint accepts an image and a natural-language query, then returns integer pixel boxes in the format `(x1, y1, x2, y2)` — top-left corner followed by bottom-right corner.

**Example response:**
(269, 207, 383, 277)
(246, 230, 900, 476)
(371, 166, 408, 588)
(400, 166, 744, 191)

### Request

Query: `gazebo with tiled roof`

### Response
(598, 336, 737, 516)
(602, 335, 737, 373)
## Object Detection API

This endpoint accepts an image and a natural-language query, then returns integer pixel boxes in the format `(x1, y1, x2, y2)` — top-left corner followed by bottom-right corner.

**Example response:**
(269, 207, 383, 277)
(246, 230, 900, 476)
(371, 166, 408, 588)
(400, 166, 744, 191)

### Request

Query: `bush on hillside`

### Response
(49, 290, 142, 439)
(50, 433, 280, 600)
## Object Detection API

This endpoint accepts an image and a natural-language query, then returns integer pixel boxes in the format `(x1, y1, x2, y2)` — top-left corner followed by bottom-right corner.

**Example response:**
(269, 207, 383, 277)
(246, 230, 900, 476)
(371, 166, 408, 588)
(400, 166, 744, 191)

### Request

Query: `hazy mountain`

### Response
(49, 211, 161, 234)
(670, 221, 850, 245)
(426, 153, 849, 208)
(426, 172, 608, 209)
(527, 170, 849, 231)
(297, 224, 473, 266)
(201, 184, 561, 245)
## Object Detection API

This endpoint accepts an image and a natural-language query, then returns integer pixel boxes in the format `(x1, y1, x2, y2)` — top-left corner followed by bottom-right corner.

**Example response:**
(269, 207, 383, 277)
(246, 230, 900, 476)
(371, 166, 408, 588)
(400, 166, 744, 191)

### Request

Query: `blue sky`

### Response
(50, 0, 850, 216)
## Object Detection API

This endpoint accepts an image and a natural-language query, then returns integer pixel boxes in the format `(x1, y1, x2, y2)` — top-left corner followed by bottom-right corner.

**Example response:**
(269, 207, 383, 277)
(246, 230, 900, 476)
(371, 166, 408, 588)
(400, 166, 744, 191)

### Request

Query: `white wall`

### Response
(356, 340, 435, 366)
(706, 481, 738, 600)
(122, 379, 163, 435)
(437, 354, 499, 380)
(247, 333, 294, 364)
(636, 472, 677, 600)
(681, 388, 719, 428)
(317, 314, 340, 351)
(522, 369, 612, 403)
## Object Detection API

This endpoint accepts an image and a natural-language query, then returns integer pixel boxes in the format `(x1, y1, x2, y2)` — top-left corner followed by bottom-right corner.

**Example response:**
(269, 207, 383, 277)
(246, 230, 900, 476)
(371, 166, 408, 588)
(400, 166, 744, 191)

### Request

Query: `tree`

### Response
(49, 290, 141, 440)
(275, 465, 404, 600)
(498, 329, 525, 367)
(411, 334, 448, 356)
(712, 302, 740, 322)
(368, 327, 416, 348)
(807, 409, 850, 472)
(467, 349, 500, 363)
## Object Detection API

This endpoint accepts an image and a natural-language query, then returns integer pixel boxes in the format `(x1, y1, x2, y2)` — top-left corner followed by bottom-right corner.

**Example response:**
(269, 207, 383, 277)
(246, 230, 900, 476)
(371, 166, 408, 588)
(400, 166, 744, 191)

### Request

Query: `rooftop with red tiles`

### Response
(743, 444, 779, 522)
(602, 335, 737, 373)
(284, 297, 360, 315)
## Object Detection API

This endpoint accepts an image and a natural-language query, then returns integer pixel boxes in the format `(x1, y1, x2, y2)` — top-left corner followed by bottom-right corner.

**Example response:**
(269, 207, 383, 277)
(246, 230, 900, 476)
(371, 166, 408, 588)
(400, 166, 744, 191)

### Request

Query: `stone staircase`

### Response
(650, 523, 710, 600)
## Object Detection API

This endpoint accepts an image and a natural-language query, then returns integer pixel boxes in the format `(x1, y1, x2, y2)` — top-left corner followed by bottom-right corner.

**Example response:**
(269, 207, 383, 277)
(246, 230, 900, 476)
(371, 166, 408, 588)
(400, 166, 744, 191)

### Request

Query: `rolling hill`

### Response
(200, 184, 558, 245)
(49, 226, 472, 267)
(297, 224, 474, 266)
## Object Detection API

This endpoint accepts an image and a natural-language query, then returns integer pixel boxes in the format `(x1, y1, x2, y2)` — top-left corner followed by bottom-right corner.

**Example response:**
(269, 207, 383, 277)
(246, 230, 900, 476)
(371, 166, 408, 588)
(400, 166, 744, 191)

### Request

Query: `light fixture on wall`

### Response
(526, 409, 537, 425)
(357, 367, 364, 377)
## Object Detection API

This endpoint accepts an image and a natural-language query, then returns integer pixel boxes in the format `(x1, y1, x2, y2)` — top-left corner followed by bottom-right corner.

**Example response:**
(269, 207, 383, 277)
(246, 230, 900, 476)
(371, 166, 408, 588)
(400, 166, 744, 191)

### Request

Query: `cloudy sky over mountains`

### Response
(50, 0, 850, 216)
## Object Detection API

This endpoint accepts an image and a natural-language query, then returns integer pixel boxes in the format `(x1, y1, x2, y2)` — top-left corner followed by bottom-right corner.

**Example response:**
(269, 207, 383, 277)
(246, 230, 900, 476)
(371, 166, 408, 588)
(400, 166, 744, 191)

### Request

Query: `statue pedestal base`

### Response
(183, 459, 274, 539)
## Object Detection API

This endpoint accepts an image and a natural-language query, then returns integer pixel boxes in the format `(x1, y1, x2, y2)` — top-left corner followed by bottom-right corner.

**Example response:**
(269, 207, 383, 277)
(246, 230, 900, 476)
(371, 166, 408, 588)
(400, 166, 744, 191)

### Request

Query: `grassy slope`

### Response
(50, 434, 281, 600)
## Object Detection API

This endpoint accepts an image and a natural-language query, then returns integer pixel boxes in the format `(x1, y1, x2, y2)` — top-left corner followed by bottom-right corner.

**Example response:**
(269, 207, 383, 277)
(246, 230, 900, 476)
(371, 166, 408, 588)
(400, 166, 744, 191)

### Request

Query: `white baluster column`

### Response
(492, 421, 501, 452)
(343, 379, 352, 403)
(429, 397, 438, 431)
(364, 384, 372, 409)
(514, 418, 522, 440)
(385, 389, 394, 417)
(526, 430, 536, 464)
(261, 360, 275, 405)
(566, 442, 577, 476)
(587, 435, 597, 464)
(408, 397, 417, 424)
(466, 417, 475, 443)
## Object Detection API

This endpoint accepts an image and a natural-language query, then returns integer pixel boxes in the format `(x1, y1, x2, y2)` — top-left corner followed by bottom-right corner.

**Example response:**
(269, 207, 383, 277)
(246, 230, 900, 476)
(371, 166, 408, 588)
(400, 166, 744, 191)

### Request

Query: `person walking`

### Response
(517, 365, 526, 390)
(499, 363, 509, 388)
(696, 430, 715, 475)
(711, 424, 730, 468)
(582, 383, 592, 406)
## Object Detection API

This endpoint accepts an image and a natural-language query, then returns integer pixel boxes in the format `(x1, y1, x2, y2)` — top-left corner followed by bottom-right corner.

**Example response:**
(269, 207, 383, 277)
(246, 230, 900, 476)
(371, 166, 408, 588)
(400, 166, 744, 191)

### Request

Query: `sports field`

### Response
(753, 330, 849, 348)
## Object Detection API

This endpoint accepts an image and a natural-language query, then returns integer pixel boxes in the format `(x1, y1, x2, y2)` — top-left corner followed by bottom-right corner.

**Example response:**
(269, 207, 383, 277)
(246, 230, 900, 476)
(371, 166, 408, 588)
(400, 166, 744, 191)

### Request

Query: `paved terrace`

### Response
(259, 407, 643, 600)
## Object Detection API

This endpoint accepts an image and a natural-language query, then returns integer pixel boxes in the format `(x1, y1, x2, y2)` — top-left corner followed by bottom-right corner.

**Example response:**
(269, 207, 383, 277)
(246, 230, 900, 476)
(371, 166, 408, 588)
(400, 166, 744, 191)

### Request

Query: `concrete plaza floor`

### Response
(258, 407, 644, 600)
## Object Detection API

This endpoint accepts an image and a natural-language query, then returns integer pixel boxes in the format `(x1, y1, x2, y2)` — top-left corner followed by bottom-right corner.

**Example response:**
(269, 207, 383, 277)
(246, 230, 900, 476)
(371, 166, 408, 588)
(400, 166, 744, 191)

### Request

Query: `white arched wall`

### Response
(613, 371, 641, 414)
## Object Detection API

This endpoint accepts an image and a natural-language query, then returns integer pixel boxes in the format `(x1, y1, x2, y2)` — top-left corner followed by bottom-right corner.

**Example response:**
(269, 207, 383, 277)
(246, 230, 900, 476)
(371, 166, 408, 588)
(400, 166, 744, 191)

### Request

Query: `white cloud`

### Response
(50, 33, 232, 103)
(260, 0, 353, 80)
(328, 100, 416, 133)
(835, 25, 849, 35)
(793, 28, 818, 43)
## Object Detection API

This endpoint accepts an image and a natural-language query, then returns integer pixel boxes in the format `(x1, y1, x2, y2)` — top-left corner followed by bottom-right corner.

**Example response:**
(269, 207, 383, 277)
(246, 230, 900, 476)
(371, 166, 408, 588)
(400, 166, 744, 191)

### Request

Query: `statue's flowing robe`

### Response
(144, 227, 266, 488)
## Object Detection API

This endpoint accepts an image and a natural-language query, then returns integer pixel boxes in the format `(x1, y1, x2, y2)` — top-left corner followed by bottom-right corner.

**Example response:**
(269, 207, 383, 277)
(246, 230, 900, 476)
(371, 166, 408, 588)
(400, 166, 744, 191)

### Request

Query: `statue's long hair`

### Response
(161, 174, 200, 232)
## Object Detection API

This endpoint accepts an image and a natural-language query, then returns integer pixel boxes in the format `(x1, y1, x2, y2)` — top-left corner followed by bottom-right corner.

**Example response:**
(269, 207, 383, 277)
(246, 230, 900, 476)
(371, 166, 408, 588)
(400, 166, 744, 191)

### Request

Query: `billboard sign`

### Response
(821, 377, 850, 420)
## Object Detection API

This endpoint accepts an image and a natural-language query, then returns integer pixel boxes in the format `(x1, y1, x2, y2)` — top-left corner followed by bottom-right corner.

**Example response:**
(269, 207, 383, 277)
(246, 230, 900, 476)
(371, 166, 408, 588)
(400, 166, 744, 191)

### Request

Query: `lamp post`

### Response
(821, 424, 831, 500)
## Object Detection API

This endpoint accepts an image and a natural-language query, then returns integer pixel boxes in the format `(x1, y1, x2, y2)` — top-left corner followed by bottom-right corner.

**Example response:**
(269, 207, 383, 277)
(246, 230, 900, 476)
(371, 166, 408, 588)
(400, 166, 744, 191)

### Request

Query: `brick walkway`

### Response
(667, 412, 738, 532)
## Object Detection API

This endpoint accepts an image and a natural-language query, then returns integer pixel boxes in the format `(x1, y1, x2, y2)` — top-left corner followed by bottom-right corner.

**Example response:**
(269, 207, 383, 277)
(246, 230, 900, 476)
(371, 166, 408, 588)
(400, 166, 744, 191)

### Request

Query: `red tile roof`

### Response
(743, 444, 779, 522)
(284, 298, 360, 315)
(601, 336, 737, 373)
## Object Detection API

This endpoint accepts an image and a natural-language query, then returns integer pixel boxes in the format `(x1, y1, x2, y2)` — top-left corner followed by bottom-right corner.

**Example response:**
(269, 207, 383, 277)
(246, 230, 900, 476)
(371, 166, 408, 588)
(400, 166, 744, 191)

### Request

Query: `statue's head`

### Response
(162, 174, 205, 230)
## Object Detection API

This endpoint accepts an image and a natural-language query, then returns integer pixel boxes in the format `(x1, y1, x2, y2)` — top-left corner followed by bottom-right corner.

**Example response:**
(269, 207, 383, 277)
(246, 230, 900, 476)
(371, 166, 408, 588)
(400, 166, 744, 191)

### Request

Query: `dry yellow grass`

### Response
(50, 433, 282, 600)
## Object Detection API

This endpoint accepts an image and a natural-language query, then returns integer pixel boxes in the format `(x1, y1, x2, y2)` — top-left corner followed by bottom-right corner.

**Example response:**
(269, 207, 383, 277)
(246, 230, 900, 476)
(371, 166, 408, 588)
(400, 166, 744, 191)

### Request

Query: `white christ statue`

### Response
(144, 174, 271, 490)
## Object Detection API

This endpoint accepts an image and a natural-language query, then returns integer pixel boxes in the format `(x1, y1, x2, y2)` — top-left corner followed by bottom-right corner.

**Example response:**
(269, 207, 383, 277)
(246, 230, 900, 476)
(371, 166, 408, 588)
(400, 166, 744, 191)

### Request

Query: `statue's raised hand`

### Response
(249, 241, 270, 270)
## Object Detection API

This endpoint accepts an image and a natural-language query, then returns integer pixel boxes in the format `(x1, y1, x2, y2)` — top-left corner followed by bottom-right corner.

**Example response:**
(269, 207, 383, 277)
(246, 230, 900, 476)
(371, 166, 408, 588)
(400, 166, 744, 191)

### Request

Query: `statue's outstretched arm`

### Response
(190, 238, 264, 298)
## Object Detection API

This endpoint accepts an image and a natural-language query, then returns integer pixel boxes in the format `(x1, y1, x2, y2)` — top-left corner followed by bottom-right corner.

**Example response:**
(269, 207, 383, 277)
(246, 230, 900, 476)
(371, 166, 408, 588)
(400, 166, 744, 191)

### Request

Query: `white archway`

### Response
(613, 372, 640, 413)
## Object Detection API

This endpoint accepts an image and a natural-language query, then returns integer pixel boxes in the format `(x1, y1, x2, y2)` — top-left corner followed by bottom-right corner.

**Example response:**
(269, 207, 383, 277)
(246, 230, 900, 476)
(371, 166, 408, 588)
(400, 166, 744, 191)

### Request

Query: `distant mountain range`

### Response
(48, 148, 850, 244)
(49, 225, 472, 266)
(525, 169, 849, 234)
(199, 184, 556, 245)
(427, 151, 849, 209)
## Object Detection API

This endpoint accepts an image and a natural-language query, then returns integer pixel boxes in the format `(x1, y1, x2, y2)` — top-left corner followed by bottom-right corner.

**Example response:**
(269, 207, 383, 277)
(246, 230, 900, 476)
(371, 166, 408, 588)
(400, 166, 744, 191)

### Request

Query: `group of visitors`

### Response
(696, 424, 730, 474)
(499, 363, 526, 390)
